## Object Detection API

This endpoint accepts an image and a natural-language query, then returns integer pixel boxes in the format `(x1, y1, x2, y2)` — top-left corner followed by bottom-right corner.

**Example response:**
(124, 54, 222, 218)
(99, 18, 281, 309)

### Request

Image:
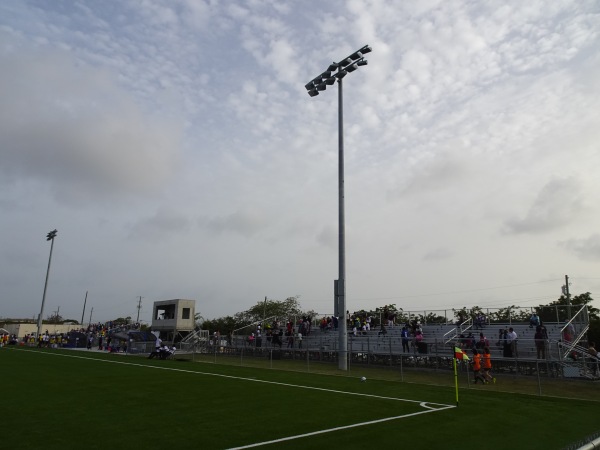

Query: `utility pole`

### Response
(80, 291, 88, 327)
(565, 274, 571, 320)
(88, 307, 94, 328)
(136, 296, 143, 323)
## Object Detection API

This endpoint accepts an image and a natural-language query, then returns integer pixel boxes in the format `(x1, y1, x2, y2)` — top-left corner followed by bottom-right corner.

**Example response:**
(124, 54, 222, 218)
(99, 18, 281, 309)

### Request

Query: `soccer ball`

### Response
(360, 376, 367, 382)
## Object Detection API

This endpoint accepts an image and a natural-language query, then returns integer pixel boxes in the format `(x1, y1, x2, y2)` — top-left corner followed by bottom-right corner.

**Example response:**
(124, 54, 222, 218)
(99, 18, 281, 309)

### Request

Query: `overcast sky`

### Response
(1, 0, 599, 325)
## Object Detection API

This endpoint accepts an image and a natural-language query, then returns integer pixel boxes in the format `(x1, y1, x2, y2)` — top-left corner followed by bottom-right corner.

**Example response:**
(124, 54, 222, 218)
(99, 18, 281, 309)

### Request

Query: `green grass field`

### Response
(3, 347, 599, 449)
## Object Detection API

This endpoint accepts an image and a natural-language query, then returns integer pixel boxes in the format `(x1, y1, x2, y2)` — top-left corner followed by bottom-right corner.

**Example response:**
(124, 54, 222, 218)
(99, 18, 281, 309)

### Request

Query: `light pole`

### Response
(37, 229, 57, 338)
(305, 45, 371, 370)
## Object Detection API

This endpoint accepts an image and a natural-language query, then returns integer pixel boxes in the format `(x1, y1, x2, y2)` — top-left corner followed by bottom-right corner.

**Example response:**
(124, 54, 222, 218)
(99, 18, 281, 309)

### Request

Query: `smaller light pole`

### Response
(80, 290, 88, 328)
(37, 229, 57, 338)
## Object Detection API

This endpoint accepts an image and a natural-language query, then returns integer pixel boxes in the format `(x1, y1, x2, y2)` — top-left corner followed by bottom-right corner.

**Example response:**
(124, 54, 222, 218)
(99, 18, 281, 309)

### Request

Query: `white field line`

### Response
(228, 405, 455, 449)
(17, 349, 456, 446)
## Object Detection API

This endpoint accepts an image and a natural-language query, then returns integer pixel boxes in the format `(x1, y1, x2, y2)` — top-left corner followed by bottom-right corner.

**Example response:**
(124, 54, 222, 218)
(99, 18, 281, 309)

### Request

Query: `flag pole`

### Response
(454, 356, 459, 407)
(453, 346, 468, 407)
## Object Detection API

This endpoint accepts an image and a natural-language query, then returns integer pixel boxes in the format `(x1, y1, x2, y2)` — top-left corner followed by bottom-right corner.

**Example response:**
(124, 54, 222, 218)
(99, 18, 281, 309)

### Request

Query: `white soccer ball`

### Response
(360, 376, 367, 382)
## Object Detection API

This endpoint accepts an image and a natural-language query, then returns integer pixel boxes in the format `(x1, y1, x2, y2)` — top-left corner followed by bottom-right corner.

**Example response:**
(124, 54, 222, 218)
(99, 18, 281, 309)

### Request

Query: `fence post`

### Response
(536, 360, 542, 396)
(306, 345, 309, 372)
(400, 352, 403, 382)
(465, 360, 470, 388)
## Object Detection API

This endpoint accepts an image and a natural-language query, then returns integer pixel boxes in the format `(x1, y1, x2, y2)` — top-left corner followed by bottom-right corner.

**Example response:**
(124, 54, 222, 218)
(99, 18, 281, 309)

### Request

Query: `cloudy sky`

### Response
(1, 0, 599, 325)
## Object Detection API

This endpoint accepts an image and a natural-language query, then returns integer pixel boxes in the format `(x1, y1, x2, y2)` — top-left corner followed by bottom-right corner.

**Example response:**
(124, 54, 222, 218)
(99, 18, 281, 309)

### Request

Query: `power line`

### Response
(303, 278, 562, 304)
(423, 295, 558, 310)
(350, 278, 562, 302)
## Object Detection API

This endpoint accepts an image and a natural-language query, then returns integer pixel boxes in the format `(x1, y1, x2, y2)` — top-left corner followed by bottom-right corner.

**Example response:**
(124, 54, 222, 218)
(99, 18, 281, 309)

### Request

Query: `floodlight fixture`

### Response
(361, 45, 372, 54)
(308, 89, 319, 97)
(357, 59, 368, 67)
(335, 70, 348, 79)
(346, 63, 358, 73)
(316, 83, 327, 91)
(324, 77, 336, 85)
(349, 51, 363, 60)
(305, 82, 315, 91)
(321, 70, 332, 79)
(327, 63, 338, 71)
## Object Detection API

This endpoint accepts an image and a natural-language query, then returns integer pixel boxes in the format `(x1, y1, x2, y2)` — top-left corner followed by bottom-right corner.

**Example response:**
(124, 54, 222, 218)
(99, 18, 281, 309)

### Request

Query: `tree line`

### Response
(198, 292, 599, 343)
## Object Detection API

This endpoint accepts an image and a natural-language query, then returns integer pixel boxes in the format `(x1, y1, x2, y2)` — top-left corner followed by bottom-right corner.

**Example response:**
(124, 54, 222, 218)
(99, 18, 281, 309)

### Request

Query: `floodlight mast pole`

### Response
(337, 74, 347, 371)
(37, 229, 57, 338)
(305, 45, 371, 371)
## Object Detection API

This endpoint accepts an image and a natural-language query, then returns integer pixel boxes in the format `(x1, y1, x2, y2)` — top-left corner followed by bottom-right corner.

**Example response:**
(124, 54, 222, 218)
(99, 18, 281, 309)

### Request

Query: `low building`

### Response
(0, 322, 83, 338)
(151, 299, 196, 342)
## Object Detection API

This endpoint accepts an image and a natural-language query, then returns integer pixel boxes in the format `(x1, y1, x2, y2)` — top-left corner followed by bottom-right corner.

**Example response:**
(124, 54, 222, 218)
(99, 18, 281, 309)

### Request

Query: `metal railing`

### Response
(559, 305, 589, 359)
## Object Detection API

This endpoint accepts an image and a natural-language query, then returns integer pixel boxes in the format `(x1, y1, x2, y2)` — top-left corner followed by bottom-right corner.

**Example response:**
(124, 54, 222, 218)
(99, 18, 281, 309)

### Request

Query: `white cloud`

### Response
(316, 225, 336, 249)
(0, 40, 182, 205)
(504, 178, 583, 234)
(1, 1, 600, 322)
(423, 247, 454, 261)
(201, 208, 270, 238)
(560, 234, 600, 261)
(129, 207, 192, 240)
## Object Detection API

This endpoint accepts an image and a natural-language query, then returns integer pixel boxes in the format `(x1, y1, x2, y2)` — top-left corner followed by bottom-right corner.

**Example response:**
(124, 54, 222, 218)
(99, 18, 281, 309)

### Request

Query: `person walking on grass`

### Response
(471, 349, 486, 384)
(482, 347, 496, 384)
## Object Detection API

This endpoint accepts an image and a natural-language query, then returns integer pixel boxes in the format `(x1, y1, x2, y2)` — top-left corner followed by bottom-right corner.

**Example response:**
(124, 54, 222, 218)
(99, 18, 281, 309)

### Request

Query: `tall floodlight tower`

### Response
(37, 229, 58, 338)
(304, 45, 371, 370)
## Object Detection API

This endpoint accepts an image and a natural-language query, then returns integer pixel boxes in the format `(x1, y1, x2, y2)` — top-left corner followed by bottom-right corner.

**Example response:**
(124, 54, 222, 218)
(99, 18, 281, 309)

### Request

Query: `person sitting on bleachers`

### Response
(476, 332, 489, 350)
(465, 332, 476, 351)
(474, 313, 486, 329)
(529, 312, 540, 328)
(378, 323, 387, 336)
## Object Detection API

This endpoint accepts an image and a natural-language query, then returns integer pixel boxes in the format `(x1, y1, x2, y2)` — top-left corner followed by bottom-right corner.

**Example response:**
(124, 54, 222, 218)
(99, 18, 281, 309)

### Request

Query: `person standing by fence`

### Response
(401, 327, 410, 353)
(507, 327, 518, 357)
(534, 326, 546, 359)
